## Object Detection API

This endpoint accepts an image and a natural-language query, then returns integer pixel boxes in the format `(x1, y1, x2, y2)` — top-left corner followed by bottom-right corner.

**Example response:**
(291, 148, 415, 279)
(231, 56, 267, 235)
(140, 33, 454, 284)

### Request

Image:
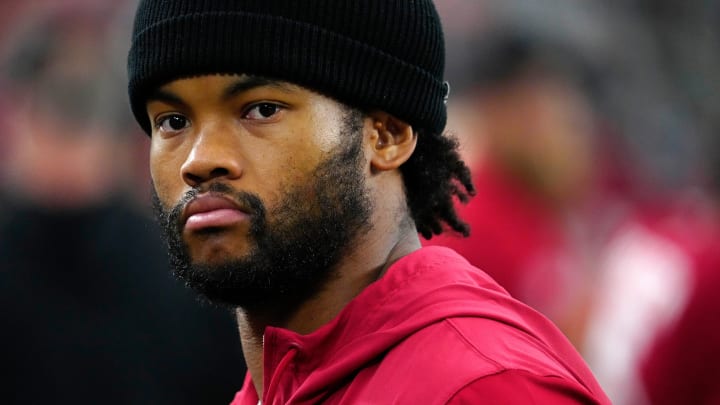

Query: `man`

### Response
(127, 1, 610, 403)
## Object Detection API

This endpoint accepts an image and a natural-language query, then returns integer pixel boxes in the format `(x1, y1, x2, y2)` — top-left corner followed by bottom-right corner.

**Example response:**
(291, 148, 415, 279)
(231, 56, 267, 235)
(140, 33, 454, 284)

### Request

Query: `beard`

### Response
(152, 113, 372, 313)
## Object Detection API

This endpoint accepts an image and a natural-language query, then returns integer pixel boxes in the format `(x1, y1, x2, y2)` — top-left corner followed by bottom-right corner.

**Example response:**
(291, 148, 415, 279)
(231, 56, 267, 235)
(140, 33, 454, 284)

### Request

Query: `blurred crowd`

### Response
(433, 2, 720, 404)
(0, 1, 718, 404)
(0, 1, 246, 404)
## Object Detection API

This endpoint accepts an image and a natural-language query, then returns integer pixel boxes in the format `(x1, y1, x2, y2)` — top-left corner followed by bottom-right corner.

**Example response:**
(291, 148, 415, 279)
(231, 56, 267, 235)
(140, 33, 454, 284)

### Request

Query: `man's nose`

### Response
(181, 128, 243, 187)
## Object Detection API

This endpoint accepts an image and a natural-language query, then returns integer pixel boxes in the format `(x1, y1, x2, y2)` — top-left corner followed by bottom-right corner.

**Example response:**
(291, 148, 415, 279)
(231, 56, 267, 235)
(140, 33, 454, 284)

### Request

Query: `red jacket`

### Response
(231, 247, 609, 404)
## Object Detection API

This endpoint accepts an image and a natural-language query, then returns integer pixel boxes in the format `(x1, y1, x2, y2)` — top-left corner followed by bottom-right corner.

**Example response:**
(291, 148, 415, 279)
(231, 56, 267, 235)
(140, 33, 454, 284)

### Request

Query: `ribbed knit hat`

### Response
(127, 0, 448, 135)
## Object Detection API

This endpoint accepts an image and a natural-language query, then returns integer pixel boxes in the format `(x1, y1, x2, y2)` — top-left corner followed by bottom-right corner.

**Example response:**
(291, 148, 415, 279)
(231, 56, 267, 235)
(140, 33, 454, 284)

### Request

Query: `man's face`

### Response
(147, 75, 372, 309)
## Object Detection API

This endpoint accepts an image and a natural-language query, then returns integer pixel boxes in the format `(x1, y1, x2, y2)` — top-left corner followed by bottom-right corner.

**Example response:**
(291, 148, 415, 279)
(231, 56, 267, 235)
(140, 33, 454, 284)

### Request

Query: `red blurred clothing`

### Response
(582, 194, 720, 404)
(231, 246, 609, 405)
(423, 162, 579, 316)
(640, 218, 720, 405)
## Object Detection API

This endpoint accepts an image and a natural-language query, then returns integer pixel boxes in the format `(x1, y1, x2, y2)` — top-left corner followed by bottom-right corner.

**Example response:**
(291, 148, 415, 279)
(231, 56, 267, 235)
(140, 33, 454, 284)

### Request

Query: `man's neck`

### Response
(235, 219, 421, 400)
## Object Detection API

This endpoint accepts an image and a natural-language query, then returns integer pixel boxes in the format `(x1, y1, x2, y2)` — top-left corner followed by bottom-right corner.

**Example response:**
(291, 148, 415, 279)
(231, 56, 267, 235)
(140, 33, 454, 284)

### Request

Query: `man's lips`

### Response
(182, 194, 249, 232)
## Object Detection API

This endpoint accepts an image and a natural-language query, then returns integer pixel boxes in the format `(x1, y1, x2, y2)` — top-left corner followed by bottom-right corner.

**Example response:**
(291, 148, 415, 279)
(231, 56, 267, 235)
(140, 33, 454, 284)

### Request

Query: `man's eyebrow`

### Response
(145, 76, 294, 106)
(222, 76, 295, 101)
(147, 88, 186, 107)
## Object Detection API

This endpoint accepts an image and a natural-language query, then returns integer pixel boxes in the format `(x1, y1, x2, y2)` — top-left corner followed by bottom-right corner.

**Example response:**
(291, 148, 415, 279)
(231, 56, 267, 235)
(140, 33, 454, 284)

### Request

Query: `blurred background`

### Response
(0, 1, 718, 404)
(431, 2, 720, 404)
(0, 1, 246, 404)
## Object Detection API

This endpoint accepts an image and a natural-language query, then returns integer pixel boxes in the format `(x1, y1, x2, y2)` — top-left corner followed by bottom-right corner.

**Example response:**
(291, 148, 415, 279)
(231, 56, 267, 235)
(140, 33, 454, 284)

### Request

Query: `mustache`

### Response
(156, 183, 267, 233)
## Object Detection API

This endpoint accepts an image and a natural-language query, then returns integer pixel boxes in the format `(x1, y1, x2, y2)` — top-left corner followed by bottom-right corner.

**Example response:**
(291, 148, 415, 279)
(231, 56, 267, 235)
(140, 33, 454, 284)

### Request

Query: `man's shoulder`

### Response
(384, 316, 579, 379)
(327, 246, 609, 403)
(350, 316, 607, 404)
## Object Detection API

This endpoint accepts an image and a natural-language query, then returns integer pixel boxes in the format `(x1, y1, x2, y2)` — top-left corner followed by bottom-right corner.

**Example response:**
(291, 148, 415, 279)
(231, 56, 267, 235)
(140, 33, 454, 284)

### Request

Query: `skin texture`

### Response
(147, 74, 422, 398)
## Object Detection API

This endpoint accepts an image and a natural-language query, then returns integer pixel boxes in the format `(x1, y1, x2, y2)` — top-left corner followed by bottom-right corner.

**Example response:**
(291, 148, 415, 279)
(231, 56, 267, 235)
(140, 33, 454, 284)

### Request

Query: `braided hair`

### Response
(401, 129, 476, 239)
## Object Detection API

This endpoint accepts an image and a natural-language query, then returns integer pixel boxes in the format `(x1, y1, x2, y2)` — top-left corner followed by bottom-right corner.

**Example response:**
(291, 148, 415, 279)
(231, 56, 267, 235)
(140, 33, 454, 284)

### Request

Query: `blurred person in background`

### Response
(0, 4, 246, 404)
(578, 1, 720, 404)
(636, 121, 720, 405)
(423, 32, 609, 346)
(435, 3, 720, 403)
(583, 176, 720, 404)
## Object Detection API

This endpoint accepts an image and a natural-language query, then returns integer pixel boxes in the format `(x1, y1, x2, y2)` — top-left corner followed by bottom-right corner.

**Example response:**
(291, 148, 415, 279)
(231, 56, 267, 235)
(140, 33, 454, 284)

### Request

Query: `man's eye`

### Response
(243, 103, 283, 120)
(156, 114, 189, 132)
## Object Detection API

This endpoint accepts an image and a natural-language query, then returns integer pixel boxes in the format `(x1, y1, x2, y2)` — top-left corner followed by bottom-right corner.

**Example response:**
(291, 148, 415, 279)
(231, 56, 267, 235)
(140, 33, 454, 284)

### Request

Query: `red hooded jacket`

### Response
(231, 246, 609, 404)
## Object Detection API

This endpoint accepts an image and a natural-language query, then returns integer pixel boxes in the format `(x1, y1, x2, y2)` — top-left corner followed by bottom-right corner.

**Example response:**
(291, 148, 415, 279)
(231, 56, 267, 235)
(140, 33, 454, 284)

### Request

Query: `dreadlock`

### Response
(401, 129, 476, 240)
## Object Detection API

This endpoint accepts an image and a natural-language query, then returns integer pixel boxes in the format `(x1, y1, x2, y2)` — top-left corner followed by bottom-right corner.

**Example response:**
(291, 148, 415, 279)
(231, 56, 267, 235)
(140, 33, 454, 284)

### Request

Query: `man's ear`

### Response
(366, 111, 417, 172)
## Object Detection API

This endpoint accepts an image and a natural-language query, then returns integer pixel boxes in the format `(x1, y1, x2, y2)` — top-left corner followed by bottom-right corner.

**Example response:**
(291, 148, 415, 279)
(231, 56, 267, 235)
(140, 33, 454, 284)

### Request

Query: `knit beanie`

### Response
(127, 0, 448, 135)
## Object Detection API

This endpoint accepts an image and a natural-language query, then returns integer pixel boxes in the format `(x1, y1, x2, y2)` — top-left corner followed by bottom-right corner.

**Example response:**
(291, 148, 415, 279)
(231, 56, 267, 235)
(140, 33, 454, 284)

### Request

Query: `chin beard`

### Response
(152, 118, 371, 313)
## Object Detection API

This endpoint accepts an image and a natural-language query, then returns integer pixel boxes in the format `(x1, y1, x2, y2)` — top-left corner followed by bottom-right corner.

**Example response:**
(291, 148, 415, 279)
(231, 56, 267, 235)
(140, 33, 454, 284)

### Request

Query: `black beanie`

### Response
(127, 0, 448, 136)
